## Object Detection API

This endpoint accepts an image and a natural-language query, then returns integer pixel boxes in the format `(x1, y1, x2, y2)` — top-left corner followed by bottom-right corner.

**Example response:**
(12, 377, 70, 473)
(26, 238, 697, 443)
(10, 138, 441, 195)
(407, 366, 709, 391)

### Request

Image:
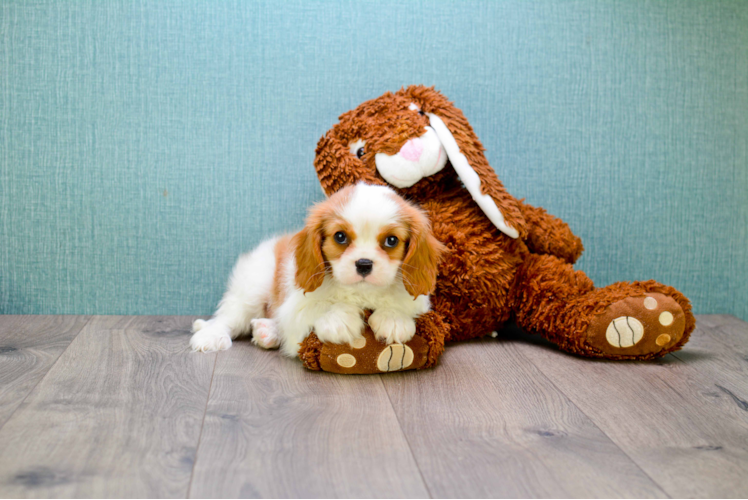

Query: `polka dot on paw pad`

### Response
(643, 296, 658, 310)
(337, 354, 356, 368)
(656, 334, 671, 346)
(350, 337, 366, 349)
(659, 311, 674, 326)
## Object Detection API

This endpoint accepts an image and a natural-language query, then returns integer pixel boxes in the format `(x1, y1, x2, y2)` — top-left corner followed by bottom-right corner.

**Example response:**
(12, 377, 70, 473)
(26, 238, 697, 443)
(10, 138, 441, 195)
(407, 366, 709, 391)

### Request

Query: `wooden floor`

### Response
(0, 315, 747, 498)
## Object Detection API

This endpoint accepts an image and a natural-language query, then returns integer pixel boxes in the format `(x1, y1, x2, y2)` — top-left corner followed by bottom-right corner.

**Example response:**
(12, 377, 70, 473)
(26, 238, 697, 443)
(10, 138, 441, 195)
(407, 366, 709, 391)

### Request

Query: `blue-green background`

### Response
(1, 1, 746, 319)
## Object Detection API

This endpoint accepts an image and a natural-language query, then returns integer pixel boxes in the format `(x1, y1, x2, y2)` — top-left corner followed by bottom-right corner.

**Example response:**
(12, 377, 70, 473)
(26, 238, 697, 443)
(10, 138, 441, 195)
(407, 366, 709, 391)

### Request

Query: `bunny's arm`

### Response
(519, 201, 584, 264)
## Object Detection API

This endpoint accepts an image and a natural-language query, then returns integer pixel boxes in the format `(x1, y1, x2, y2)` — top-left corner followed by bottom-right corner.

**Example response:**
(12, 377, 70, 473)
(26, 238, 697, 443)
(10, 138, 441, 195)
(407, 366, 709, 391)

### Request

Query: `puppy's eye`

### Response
(418, 109, 425, 116)
(356, 147, 365, 159)
(334, 231, 348, 244)
(384, 236, 399, 248)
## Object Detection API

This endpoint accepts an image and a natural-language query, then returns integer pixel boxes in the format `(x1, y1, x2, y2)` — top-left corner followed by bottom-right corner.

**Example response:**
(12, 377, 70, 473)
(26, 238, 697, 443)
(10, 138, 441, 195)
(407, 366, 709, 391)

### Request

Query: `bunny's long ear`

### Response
(427, 113, 522, 239)
(401, 86, 526, 239)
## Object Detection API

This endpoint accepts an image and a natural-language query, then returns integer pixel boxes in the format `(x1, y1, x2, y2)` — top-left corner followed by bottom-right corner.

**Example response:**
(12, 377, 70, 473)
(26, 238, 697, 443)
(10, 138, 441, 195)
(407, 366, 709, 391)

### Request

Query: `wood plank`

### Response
(381, 337, 666, 498)
(0, 315, 90, 429)
(673, 315, 748, 389)
(505, 317, 748, 498)
(669, 315, 748, 421)
(189, 341, 429, 499)
(694, 314, 748, 333)
(0, 316, 215, 498)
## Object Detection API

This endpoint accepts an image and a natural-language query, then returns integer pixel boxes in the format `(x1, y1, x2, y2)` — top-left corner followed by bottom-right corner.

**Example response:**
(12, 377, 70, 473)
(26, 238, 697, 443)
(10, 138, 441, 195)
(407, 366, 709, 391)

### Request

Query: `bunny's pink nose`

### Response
(399, 137, 423, 162)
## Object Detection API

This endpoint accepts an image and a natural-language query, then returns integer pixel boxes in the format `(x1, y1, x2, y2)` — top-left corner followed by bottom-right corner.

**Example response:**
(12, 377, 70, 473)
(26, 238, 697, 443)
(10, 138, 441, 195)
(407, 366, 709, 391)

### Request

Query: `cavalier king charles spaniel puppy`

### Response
(190, 182, 444, 357)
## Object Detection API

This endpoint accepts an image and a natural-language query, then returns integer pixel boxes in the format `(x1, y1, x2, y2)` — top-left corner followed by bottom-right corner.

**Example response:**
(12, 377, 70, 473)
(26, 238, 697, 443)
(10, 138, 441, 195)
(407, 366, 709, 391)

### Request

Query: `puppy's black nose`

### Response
(355, 259, 373, 277)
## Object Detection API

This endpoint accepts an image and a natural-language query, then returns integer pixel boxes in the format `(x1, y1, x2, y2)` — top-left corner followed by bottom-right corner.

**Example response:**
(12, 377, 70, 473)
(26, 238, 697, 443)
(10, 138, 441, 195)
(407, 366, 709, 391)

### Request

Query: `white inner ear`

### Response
(427, 113, 519, 239)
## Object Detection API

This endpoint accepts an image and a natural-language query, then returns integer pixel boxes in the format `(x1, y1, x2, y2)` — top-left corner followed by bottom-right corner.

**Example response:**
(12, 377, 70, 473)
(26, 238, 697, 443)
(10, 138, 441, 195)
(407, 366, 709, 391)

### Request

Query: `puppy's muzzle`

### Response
(355, 259, 373, 277)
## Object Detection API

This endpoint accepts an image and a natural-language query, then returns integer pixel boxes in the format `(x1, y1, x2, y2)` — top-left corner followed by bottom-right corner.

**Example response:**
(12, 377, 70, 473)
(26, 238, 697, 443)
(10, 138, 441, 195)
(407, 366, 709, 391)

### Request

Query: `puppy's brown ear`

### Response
(400, 86, 527, 240)
(292, 225, 326, 293)
(401, 204, 446, 298)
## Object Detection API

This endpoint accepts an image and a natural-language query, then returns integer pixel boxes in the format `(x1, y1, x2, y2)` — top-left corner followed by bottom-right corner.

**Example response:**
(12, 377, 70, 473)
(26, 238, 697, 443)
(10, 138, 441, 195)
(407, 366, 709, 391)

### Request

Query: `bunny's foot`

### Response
(584, 293, 687, 358)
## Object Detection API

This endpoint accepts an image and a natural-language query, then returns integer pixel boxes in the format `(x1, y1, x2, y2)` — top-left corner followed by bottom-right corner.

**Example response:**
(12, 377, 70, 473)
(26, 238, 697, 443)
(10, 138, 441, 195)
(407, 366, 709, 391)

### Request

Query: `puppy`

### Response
(190, 182, 444, 357)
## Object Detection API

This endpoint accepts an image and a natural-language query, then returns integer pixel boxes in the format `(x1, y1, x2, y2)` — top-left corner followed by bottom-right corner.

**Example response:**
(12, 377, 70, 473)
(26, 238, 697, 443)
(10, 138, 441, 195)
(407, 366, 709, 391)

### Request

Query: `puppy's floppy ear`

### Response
(292, 223, 326, 294)
(400, 86, 527, 240)
(401, 203, 446, 298)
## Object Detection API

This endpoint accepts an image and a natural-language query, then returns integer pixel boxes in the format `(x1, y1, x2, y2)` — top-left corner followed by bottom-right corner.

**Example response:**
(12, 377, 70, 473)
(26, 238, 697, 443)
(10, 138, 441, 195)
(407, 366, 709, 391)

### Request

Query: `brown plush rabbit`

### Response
(299, 86, 693, 373)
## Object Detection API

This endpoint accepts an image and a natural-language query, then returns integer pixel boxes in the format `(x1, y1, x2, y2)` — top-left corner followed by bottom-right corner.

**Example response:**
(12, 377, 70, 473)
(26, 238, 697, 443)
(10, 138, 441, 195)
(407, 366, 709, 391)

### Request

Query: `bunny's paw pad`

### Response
(586, 293, 686, 357)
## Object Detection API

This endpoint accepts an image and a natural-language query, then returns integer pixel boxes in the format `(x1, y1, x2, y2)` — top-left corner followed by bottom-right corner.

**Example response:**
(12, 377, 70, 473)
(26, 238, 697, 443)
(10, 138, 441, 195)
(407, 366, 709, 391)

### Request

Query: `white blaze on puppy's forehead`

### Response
(341, 184, 401, 236)
(408, 103, 420, 111)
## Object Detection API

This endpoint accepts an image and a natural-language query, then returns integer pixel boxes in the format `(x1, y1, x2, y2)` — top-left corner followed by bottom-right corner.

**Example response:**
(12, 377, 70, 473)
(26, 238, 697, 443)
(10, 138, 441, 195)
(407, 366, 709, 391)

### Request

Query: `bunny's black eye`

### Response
(334, 231, 348, 244)
(356, 147, 365, 159)
(384, 236, 399, 248)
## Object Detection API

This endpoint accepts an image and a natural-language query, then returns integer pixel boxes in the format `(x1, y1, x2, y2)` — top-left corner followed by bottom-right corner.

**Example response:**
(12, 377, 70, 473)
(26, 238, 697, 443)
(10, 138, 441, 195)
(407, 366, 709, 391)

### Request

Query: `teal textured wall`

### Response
(1, 1, 746, 319)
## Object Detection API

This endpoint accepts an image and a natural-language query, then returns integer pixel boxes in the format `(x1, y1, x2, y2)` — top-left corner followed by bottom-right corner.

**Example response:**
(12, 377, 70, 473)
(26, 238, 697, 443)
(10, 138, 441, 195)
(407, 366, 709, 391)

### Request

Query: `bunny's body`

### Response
(306, 86, 693, 364)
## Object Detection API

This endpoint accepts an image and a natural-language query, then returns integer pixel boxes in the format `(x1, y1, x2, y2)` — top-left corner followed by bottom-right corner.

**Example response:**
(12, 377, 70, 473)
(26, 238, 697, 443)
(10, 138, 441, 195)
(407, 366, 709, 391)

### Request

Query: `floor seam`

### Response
(512, 343, 673, 499)
(380, 375, 434, 499)
(0, 315, 94, 434)
(186, 348, 219, 499)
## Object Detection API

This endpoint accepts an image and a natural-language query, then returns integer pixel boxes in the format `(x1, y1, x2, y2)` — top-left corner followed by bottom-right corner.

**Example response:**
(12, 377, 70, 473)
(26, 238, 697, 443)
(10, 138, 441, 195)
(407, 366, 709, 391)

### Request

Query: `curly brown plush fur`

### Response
(298, 86, 694, 371)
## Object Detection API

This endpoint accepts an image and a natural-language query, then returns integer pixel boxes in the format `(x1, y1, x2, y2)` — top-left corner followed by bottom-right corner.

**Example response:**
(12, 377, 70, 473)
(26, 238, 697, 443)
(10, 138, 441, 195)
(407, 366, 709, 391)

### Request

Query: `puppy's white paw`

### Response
(314, 305, 365, 345)
(251, 318, 280, 349)
(370, 309, 416, 345)
(190, 322, 232, 352)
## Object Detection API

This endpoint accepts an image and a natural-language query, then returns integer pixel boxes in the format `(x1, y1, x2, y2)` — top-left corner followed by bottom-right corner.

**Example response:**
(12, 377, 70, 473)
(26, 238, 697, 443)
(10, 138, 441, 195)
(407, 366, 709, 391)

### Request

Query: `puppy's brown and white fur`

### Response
(190, 183, 444, 357)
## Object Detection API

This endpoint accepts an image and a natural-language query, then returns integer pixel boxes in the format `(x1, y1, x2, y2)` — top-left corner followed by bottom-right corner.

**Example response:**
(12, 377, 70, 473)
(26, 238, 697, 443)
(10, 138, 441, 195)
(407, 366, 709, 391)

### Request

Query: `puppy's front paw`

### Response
(251, 318, 280, 349)
(369, 310, 416, 344)
(314, 305, 365, 345)
(190, 321, 232, 352)
(192, 318, 209, 332)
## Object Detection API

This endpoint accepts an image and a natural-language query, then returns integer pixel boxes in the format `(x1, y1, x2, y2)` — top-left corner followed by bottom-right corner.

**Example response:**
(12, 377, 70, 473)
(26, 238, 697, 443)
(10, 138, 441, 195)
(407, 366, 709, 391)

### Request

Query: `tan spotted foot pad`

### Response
(317, 328, 429, 374)
(586, 293, 686, 356)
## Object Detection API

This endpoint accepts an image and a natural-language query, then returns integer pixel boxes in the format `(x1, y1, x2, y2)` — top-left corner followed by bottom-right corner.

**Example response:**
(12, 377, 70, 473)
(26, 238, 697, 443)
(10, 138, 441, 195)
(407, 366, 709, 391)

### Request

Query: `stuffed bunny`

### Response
(298, 85, 693, 373)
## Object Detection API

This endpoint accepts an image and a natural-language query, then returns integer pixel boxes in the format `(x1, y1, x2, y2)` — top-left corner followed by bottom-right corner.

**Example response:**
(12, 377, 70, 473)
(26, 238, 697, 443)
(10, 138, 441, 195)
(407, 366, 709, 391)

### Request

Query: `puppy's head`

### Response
(292, 183, 444, 297)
